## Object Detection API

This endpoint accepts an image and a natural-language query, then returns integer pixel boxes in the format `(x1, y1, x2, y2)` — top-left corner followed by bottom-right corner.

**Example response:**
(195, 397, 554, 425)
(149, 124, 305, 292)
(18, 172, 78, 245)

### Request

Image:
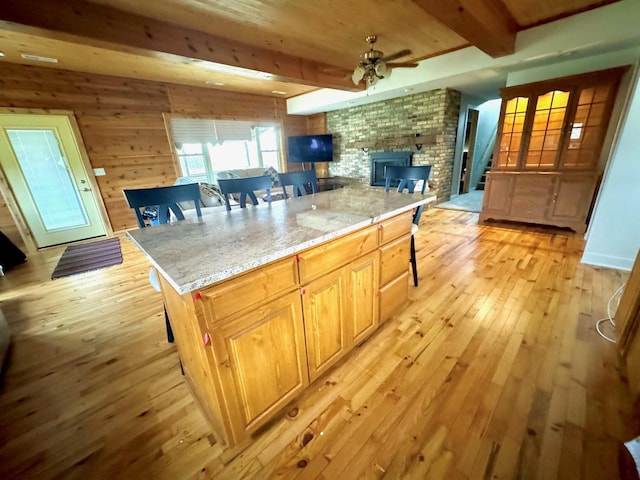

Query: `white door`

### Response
(0, 114, 105, 247)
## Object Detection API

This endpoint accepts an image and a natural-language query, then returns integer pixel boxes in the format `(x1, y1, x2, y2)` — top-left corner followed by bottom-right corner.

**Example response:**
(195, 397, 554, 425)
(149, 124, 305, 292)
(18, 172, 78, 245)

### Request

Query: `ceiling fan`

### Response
(352, 35, 418, 87)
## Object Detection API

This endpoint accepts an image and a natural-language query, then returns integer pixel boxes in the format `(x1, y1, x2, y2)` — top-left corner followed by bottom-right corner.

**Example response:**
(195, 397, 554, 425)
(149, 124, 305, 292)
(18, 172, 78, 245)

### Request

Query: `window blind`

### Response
(213, 120, 253, 141)
(170, 118, 217, 145)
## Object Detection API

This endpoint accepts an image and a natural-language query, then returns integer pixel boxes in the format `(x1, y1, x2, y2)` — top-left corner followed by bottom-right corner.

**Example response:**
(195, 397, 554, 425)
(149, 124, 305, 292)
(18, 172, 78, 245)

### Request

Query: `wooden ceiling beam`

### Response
(412, 0, 517, 58)
(0, 0, 361, 91)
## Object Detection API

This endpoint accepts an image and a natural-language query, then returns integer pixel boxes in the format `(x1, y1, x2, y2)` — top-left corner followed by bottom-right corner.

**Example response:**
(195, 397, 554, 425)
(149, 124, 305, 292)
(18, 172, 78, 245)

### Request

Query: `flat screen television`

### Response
(288, 134, 334, 163)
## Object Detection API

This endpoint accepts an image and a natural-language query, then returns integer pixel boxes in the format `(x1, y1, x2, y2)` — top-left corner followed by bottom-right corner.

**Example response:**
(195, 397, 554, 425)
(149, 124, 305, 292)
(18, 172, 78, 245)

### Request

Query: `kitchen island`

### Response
(127, 187, 436, 454)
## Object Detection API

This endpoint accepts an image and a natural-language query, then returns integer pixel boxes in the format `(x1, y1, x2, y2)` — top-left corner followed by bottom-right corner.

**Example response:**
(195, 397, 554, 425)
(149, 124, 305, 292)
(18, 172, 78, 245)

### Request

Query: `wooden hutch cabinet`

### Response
(480, 66, 628, 233)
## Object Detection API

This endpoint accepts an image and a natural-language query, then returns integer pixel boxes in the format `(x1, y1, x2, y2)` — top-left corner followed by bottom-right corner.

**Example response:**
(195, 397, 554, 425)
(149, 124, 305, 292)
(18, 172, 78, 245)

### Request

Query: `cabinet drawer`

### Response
(510, 195, 549, 219)
(514, 175, 555, 195)
(200, 256, 298, 323)
(298, 225, 378, 284)
(379, 233, 411, 286)
(379, 271, 409, 323)
(379, 211, 413, 244)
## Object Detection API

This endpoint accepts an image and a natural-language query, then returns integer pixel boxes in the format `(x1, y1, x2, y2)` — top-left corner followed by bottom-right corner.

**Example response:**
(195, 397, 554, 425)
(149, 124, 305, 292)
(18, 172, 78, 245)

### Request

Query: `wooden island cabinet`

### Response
(480, 66, 628, 233)
(129, 188, 433, 455)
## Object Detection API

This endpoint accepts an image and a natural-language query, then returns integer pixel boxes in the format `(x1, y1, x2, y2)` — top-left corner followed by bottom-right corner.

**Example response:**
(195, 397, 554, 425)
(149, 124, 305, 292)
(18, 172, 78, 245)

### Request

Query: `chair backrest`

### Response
(277, 170, 318, 198)
(384, 165, 432, 226)
(384, 165, 432, 194)
(123, 183, 202, 228)
(217, 175, 273, 211)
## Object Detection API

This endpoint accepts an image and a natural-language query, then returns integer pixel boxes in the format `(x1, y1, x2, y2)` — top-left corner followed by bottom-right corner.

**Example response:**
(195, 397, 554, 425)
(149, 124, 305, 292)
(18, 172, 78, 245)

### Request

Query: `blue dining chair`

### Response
(217, 175, 273, 210)
(277, 170, 318, 198)
(123, 183, 202, 228)
(123, 183, 202, 344)
(384, 165, 432, 287)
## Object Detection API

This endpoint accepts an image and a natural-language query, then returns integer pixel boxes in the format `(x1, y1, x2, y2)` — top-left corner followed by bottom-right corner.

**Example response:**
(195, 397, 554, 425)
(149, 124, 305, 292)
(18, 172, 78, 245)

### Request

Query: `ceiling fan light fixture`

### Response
(352, 35, 413, 88)
(352, 65, 365, 85)
(374, 61, 387, 77)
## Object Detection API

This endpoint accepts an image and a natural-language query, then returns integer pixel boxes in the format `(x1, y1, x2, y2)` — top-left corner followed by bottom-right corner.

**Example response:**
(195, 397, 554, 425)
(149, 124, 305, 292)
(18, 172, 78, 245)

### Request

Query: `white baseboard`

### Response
(580, 252, 633, 271)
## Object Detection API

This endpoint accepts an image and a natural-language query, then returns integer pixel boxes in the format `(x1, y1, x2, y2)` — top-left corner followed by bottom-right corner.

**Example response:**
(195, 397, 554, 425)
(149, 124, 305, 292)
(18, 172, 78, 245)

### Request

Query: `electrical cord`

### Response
(596, 283, 626, 343)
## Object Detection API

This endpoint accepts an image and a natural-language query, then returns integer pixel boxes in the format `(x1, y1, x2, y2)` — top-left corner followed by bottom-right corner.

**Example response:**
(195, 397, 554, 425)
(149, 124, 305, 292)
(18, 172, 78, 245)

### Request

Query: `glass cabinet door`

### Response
(496, 96, 528, 168)
(561, 83, 613, 169)
(525, 89, 570, 169)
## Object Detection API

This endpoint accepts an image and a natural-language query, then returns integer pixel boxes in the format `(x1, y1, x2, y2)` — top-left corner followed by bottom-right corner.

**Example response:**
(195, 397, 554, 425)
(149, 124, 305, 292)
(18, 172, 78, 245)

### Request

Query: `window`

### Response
(176, 143, 211, 183)
(171, 119, 282, 182)
(256, 127, 280, 171)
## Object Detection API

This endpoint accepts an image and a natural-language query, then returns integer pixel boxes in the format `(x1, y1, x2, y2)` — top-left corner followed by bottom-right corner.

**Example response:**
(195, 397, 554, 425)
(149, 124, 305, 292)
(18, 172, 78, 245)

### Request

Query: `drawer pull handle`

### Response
(300, 288, 306, 295)
(194, 292, 202, 302)
(203, 332, 211, 346)
(378, 224, 384, 231)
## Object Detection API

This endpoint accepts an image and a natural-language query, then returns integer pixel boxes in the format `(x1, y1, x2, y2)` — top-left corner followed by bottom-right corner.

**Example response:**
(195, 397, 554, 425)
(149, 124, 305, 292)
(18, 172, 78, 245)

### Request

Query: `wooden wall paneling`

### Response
(0, 63, 325, 231)
(282, 115, 307, 173)
(168, 85, 282, 118)
(0, 64, 175, 231)
(66, 112, 113, 236)
(82, 129, 172, 158)
(306, 113, 327, 134)
(306, 112, 329, 177)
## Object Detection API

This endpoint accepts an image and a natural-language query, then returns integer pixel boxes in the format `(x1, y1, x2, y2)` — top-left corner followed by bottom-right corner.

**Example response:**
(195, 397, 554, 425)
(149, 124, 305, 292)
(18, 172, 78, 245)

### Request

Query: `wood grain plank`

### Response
(0, 208, 635, 479)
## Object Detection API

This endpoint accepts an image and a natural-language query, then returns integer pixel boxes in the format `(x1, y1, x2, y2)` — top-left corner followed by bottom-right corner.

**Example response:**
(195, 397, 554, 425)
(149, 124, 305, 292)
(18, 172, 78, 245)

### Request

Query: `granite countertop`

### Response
(127, 187, 437, 294)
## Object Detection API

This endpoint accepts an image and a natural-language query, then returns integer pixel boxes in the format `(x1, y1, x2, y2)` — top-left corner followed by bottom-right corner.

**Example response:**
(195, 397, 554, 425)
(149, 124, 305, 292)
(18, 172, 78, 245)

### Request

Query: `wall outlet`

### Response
(93, 168, 106, 176)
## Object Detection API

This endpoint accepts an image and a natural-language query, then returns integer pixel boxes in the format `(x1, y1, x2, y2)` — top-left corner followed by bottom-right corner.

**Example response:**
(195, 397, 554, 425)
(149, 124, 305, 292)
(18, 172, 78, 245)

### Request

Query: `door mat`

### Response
(52, 237, 122, 279)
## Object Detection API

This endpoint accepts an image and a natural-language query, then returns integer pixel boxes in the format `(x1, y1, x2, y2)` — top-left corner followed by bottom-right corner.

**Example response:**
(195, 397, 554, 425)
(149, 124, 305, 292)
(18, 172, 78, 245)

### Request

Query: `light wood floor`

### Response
(0, 208, 635, 479)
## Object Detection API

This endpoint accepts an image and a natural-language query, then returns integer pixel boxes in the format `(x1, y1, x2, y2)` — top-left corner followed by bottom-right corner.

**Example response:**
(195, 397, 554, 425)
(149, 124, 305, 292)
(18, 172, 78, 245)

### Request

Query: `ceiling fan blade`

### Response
(386, 62, 419, 68)
(382, 49, 412, 62)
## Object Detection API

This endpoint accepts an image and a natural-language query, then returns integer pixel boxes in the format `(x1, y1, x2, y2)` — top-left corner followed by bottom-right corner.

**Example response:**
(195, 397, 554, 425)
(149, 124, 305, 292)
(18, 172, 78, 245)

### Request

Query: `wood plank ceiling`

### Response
(0, 0, 620, 98)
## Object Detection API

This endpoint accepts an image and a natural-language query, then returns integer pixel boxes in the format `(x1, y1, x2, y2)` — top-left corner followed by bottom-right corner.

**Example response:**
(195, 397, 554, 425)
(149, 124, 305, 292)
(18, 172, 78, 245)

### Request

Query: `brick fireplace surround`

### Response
(326, 88, 460, 202)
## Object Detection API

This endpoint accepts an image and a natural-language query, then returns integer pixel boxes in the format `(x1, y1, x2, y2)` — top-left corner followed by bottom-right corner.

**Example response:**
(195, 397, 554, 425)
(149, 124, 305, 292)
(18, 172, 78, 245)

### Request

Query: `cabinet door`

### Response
(509, 174, 555, 221)
(211, 291, 309, 437)
(495, 95, 529, 169)
(524, 89, 571, 169)
(346, 251, 379, 345)
(560, 82, 617, 169)
(546, 174, 597, 222)
(302, 268, 348, 381)
(481, 173, 514, 216)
